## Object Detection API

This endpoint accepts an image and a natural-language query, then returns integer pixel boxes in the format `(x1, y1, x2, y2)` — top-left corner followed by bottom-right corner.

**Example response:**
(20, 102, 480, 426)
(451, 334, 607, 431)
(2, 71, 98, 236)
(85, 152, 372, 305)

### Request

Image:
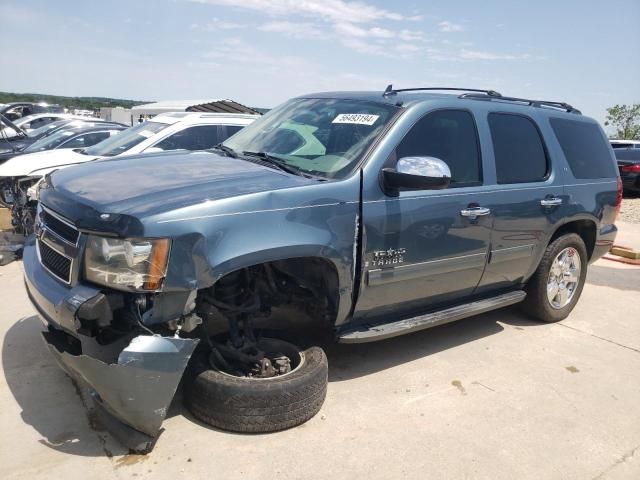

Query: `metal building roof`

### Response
(131, 99, 259, 115)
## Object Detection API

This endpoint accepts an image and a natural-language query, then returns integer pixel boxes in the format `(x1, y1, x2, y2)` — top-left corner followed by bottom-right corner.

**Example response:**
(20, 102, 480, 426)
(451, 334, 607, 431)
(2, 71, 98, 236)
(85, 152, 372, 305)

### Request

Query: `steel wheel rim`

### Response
(546, 247, 581, 309)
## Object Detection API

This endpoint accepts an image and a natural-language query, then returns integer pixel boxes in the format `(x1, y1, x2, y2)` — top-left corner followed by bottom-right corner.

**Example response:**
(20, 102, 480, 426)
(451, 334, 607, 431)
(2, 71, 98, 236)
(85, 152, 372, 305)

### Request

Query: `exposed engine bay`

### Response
(0, 176, 39, 235)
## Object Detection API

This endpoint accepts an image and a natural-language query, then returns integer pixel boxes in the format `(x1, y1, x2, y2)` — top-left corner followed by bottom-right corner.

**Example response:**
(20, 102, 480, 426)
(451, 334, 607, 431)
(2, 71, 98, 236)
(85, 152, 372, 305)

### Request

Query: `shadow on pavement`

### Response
(3, 306, 539, 448)
(323, 308, 523, 382)
(2, 315, 127, 457)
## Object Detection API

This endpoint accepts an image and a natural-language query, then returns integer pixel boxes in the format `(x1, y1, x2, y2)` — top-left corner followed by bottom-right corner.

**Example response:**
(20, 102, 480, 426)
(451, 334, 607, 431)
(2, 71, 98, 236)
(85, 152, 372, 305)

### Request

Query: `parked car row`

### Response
(0, 101, 63, 121)
(0, 111, 258, 233)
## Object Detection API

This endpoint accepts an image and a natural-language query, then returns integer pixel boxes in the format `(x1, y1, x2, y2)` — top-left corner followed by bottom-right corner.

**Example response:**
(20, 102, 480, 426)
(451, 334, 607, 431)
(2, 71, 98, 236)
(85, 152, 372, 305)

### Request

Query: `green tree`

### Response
(605, 104, 640, 140)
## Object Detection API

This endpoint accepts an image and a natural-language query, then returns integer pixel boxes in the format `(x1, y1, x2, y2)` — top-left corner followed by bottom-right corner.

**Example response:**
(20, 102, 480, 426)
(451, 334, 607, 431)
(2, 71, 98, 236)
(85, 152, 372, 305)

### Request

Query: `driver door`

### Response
(354, 109, 492, 321)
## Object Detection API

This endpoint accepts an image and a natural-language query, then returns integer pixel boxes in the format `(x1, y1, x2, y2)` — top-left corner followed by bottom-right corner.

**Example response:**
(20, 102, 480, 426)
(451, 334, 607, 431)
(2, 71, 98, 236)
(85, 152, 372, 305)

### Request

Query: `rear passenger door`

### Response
(475, 112, 564, 293)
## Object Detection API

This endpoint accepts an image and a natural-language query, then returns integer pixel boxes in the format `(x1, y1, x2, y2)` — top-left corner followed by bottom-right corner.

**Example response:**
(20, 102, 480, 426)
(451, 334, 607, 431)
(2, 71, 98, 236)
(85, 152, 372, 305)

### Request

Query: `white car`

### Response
(0, 112, 258, 233)
(0, 112, 257, 178)
(0, 113, 100, 138)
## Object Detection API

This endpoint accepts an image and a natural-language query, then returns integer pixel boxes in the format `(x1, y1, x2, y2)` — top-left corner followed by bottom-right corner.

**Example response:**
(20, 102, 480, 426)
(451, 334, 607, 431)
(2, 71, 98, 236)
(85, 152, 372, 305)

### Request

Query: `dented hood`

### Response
(47, 150, 314, 217)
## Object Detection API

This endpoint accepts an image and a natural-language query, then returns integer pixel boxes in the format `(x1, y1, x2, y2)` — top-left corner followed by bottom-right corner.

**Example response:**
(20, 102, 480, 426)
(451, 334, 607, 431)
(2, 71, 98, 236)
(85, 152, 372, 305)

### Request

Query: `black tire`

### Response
(522, 233, 588, 323)
(184, 338, 328, 433)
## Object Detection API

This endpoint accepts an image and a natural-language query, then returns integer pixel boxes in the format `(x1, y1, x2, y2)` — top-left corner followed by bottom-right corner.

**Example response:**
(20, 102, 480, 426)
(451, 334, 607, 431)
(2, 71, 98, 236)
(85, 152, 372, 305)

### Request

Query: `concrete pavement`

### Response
(1, 230, 639, 479)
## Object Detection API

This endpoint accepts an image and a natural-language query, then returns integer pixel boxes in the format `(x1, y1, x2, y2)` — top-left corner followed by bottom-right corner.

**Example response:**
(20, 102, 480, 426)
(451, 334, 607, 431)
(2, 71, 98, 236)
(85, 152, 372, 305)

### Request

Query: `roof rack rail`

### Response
(383, 84, 502, 97)
(459, 92, 581, 114)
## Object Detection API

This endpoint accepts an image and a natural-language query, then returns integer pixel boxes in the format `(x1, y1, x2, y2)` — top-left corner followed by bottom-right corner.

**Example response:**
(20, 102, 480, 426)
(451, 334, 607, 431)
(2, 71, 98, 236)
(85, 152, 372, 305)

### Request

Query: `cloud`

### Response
(334, 22, 395, 39)
(438, 21, 464, 32)
(457, 49, 531, 60)
(186, 0, 405, 24)
(259, 21, 324, 38)
(398, 29, 423, 41)
(190, 18, 248, 30)
(202, 38, 313, 70)
(186, 0, 430, 58)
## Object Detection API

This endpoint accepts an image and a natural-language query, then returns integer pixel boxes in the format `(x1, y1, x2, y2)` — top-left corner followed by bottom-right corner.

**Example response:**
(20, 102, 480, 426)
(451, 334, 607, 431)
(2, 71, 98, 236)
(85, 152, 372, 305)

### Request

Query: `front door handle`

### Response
(460, 207, 491, 218)
(540, 197, 563, 207)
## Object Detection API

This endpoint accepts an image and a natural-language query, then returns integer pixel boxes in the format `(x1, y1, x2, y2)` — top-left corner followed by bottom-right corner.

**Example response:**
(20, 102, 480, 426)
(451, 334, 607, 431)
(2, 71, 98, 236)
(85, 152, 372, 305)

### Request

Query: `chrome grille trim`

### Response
(36, 238, 73, 284)
(40, 205, 80, 246)
(36, 204, 80, 285)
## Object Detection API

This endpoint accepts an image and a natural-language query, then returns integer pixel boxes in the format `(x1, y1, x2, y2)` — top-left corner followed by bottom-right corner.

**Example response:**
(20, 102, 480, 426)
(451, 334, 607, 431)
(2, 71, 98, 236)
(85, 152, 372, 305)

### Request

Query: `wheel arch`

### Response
(548, 217, 597, 260)
(207, 245, 353, 326)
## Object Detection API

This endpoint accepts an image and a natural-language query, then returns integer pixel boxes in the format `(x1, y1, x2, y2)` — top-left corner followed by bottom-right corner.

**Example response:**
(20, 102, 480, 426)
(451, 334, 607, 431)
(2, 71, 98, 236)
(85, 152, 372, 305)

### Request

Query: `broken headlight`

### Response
(84, 235, 171, 291)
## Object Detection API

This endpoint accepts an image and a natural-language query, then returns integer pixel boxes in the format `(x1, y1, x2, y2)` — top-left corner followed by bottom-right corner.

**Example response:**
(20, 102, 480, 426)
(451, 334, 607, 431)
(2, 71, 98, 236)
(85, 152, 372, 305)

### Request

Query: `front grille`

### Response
(38, 240, 72, 283)
(41, 208, 79, 245)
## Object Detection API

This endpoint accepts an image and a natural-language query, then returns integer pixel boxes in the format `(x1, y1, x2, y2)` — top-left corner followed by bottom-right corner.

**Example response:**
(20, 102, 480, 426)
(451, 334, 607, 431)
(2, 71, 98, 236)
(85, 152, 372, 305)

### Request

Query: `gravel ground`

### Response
(619, 196, 640, 224)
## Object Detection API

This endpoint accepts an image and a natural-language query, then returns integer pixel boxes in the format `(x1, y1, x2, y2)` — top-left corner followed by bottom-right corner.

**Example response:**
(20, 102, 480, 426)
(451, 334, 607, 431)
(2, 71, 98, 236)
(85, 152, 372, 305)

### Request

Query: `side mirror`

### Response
(382, 156, 451, 194)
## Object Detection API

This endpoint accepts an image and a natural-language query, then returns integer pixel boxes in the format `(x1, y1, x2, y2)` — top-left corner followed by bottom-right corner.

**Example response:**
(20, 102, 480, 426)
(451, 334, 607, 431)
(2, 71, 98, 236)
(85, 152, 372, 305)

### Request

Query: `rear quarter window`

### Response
(549, 118, 617, 179)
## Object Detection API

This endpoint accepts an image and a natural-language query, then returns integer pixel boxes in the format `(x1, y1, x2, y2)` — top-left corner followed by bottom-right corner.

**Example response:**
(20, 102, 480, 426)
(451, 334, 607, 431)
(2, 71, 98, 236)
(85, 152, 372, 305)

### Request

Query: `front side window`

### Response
(154, 125, 220, 151)
(489, 113, 548, 184)
(27, 120, 70, 139)
(550, 118, 617, 179)
(223, 98, 399, 179)
(24, 129, 76, 152)
(61, 131, 111, 149)
(394, 109, 482, 186)
(84, 121, 168, 157)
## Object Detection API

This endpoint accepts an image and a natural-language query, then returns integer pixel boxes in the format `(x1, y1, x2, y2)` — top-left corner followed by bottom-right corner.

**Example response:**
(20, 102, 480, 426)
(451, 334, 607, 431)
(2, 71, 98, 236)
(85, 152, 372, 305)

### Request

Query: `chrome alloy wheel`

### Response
(546, 247, 581, 309)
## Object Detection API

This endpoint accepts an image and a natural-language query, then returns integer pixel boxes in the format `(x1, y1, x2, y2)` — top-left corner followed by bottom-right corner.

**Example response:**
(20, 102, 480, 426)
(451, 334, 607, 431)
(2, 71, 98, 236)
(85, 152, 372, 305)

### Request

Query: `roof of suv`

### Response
(301, 87, 586, 121)
(149, 111, 260, 126)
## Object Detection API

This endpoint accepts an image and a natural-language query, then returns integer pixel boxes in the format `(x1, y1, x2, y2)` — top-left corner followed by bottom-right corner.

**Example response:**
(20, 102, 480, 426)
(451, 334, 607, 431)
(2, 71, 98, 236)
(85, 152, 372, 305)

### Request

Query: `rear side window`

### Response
(154, 125, 221, 151)
(395, 109, 482, 186)
(223, 125, 244, 140)
(550, 118, 617, 179)
(489, 113, 548, 184)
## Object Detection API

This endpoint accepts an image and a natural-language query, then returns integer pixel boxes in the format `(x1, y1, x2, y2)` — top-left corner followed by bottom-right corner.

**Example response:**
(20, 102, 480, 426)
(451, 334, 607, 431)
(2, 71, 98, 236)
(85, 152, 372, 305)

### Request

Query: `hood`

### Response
(46, 150, 313, 219)
(0, 148, 98, 177)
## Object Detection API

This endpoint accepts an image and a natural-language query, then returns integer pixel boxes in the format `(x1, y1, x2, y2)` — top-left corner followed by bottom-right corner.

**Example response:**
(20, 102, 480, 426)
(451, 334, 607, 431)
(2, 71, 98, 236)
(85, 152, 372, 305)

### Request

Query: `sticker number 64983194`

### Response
(332, 113, 379, 126)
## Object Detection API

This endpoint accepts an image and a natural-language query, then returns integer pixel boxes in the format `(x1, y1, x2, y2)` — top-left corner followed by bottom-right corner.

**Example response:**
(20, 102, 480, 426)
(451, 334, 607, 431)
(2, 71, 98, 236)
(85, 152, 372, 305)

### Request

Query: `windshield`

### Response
(23, 128, 78, 153)
(84, 121, 168, 157)
(223, 98, 399, 179)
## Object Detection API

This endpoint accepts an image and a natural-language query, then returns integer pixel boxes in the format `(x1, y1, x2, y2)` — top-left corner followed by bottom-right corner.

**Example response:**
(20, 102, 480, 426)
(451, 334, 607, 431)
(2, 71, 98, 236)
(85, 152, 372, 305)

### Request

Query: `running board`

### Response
(338, 290, 526, 343)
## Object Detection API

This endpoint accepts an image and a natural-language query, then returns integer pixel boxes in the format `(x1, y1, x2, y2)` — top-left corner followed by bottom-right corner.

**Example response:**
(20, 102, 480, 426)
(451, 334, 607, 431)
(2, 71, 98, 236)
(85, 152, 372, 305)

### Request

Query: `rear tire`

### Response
(184, 338, 328, 433)
(522, 233, 588, 323)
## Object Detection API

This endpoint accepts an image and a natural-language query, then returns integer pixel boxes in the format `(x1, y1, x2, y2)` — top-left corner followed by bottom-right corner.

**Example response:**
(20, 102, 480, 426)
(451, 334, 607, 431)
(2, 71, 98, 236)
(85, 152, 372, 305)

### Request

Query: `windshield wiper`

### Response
(211, 143, 238, 158)
(242, 151, 306, 177)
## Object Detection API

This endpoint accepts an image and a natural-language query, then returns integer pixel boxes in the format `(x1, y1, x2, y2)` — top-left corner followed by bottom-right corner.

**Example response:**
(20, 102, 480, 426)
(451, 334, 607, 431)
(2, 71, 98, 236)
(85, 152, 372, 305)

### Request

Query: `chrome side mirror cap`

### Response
(382, 156, 451, 194)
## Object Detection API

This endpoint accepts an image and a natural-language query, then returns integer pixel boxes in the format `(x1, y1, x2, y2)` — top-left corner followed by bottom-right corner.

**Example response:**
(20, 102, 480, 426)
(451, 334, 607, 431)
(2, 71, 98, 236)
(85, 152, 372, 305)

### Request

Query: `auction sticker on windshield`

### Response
(332, 114, 379, 126)
(139, 130, 156, 138)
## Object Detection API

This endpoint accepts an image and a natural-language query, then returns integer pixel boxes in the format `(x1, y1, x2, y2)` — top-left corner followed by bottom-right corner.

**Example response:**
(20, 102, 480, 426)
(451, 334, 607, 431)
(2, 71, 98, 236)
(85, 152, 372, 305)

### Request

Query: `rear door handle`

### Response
(540, 197, 562, 207)
(460, 207, 491, 218)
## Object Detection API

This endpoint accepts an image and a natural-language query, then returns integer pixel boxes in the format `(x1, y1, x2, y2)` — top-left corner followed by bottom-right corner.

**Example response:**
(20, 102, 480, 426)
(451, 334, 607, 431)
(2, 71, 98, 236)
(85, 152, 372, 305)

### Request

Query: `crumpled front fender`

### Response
(43, 330, 199, 452)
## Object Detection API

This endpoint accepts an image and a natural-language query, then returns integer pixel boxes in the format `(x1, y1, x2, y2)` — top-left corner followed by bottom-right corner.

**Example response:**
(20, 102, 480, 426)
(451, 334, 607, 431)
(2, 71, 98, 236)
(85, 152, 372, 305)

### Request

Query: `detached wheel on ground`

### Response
(184, 338, 328, 433)
(522, 233, 588, 323)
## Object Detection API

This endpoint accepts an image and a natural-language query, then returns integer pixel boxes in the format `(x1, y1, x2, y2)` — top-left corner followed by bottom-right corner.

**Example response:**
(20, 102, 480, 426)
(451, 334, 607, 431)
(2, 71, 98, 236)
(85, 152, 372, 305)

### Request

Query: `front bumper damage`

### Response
(42, 331, 198, 452)
(23, 238, 199, 452)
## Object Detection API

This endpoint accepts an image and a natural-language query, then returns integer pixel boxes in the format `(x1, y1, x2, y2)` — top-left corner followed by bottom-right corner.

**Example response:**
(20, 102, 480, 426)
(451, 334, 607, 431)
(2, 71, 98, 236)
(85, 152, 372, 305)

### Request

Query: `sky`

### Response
(0, 0, 638, 125)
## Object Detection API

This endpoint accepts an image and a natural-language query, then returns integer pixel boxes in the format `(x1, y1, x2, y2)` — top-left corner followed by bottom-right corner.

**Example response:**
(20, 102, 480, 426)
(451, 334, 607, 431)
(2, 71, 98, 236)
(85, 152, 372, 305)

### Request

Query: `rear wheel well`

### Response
(549, 220, 596, 260)
(196, 257, 340, 336)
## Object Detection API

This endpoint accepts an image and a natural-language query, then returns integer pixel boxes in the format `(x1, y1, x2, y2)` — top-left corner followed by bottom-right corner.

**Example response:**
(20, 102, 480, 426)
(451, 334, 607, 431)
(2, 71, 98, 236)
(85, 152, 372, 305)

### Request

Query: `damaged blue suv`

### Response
(23, 86, 621, 452)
